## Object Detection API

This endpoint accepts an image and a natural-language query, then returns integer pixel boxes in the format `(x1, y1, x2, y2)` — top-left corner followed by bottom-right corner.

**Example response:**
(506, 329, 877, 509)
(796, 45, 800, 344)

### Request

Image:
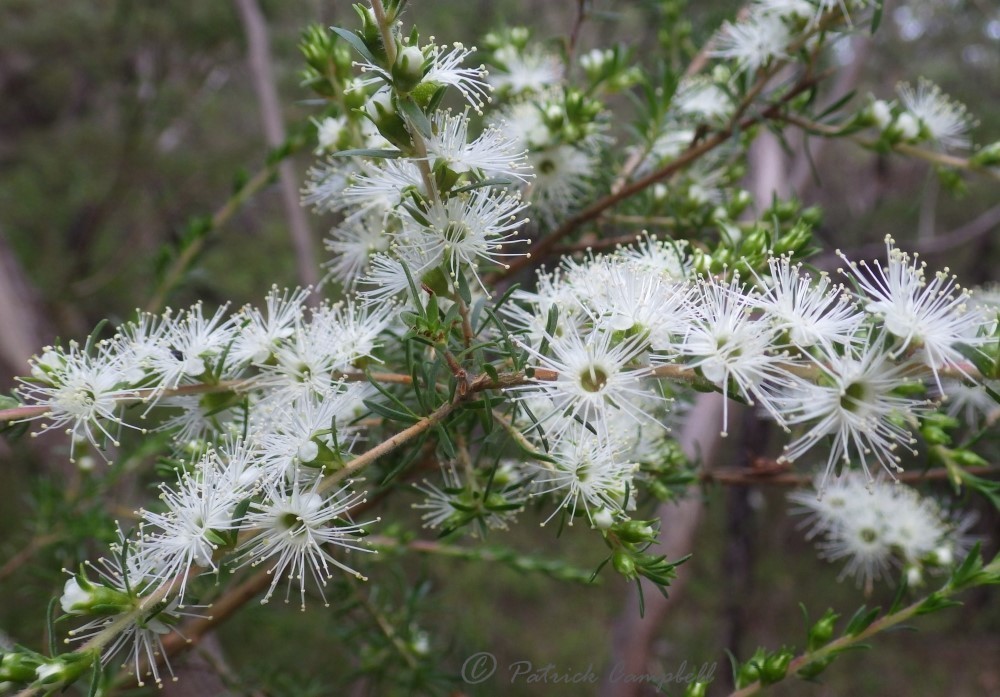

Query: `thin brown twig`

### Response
(493, 70, 828, 282)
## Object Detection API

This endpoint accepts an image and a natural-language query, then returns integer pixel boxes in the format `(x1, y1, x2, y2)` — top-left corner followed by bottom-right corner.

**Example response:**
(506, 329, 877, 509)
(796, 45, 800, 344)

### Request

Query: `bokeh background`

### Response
(1, 1, 998, 695)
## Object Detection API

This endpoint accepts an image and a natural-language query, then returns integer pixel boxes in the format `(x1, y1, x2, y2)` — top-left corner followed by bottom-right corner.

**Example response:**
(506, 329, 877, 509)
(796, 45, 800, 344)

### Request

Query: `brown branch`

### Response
(495, 71, 827, 282)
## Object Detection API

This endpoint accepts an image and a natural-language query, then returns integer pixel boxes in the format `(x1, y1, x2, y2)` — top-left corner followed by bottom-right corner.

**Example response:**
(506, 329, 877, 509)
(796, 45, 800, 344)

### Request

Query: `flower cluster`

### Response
(865, 78, 975, 152)
(3, 1, 998, 693)
(790, 474, 974, 588)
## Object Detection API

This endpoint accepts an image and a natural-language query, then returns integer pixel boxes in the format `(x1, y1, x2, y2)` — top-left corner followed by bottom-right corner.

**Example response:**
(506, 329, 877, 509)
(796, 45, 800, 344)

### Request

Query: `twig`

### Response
(725, 559, 1000, 697)
(494, 69, 828, 281)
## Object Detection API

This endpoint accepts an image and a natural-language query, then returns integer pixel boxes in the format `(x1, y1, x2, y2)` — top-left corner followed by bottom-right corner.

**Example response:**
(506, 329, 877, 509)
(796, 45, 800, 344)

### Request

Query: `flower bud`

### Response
(735, 661, 760, 688)
(614, 520, 657, 544)
(392, 45, 426, 93)
(1, 651, 43, 684)
(970, 141, 1000, 168)
(726, 189, 753, 218)
(684, 681, 709, 697)
(870, 99, 893, 130)
(60, 574, 134, 616)
(592, 507, 615, 530)
(773, 222, 812, 255)
(807, 609, 838, 651)
(612, 549, 637, 579)
(363, 90, 412, 150)
(895, 112, 920, 142)
(761, 651, 793, 685)
(906, 565, 924, 587)
(32, 652, 95, 688)
(931, 545, 953, 566)
(354, 6, 385, 63)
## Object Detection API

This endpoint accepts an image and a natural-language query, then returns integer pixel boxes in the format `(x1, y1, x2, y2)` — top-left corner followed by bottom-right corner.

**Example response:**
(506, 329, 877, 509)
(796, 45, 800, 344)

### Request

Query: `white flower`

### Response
(527, 428, 638, 525)
(398, 187, 529, 288)
(755, 256, 863, 350)
(942, 378, 1000, 424)
(254, 385, 371, 484)
(314, 115, 347, 154)
(711, 12, 791, 75)
(147, 302, 235, 388)
(492, 99, 551, 150)
(755, 0, 816, 21)
(578, 259, 694, 351)
(302, 158, 358, 213)
(511, 322, 659, 443)
(674, 78, 733, 123)
(17, 341, 139, 457)
(324, 212, 392, 287)
(137, 458, 244, 602)
(897, 79, 973, 150)
(425, 110, 532, 182)
(358, 246, 441, 304)
(779, 342, 924, 488)
(489, 45, 564, 96)
(673, 277, 793, 435)
(790, 473, 970, 588)
(841, 237, 985, 390)
(341, 158, 425, 221)
(817, 503, 893, 586)
(526, 144, 596, 223)
(412, 470, 524, 534)
(231, 286, 309, 365)
(618, 233, 691, 280)
(237, 477, 375, 608)
(423, 42, 492, 110)
(63, 533, 201, 688)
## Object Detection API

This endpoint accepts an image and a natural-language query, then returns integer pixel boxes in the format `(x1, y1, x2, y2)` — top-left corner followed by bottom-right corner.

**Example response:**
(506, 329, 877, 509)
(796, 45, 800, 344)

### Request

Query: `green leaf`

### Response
(398, 97, 432, 138)
(47, 597, 59, 656)
(871, 0, 884, 34)
(87, 656, 102, 697)
(450, 178, 515, 195)
(363, 398, 420, 425)
(435, 423, 457, 459)
(331, 148, 403, 159)
(816, 90, 857, 120)
(845, 605, 880, 636)
(329, 25, 376, 64)
(456, 269, 472, 305)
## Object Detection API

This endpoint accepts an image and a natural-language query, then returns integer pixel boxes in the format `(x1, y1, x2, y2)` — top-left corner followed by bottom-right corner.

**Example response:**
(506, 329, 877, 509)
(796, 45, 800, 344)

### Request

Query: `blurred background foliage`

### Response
(1, 0, 998, 695)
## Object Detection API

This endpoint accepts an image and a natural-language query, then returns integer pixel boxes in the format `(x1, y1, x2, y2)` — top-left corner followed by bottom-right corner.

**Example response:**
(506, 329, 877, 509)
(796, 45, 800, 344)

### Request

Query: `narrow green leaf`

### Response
(331, 148, 403, 159)
(47, 596, 59, 655)
(845, 605, 880, 636)
(450, 178, 515, 195)
(363, 398, 420, 424)
(399, 98, 432, 138)
(871, 0, 884, 34)
(329, 25, 376, 64)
